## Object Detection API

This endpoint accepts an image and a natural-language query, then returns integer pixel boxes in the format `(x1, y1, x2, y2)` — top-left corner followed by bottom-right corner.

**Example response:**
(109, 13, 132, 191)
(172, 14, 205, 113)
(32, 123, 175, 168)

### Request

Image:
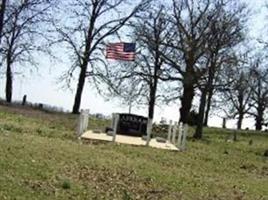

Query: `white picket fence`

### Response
(167, 121, 188, 151)
(77, 111, 188, 150)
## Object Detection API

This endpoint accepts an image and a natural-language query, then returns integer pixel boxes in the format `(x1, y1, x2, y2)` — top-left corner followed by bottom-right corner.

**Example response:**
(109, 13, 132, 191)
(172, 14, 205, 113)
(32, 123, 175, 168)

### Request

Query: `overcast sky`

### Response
(0, 0, 267, 129)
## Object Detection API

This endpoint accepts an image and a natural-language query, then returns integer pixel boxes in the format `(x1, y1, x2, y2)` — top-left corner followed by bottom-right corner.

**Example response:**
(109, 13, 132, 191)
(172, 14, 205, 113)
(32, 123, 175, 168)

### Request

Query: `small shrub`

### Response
(61, 180, 71, 190)
(0, 124, 23, 133)
(36, 128, 43, 134)
(123, 190, 132, 200)
(223, 150, 229, 155)
(264, 150, 268, 157)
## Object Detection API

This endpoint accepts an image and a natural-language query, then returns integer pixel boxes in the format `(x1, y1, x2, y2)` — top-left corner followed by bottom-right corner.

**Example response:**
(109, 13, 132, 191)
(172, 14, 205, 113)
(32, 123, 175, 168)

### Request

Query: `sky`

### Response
(0, 0, 267, 129)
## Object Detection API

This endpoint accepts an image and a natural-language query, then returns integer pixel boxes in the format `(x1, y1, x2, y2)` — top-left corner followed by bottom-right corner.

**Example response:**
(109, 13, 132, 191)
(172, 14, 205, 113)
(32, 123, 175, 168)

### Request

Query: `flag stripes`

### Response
(106, 42, 136, 61)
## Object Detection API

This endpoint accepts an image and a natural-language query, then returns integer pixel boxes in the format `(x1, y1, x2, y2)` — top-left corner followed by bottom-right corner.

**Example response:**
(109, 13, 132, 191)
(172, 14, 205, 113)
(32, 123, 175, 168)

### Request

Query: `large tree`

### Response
(194, 0, 247, 139)
(1, 0, 55, 102)
(53, 0, 150, 114)
(163, 0, 224, 124)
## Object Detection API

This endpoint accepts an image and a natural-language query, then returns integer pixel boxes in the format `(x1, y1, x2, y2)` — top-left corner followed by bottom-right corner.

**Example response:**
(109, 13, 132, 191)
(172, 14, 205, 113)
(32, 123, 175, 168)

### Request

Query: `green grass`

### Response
(0, 105, 267, 199)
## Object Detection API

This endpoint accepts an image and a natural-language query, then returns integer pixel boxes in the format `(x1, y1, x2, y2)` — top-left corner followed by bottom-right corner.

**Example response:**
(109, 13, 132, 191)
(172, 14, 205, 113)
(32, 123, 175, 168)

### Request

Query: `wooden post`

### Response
(167, 120, 173, 142)
(146, 118, 153, 146)
(181, 124, 188, 151)
(112, 114, 119, 142)
(22, 95, 27, 106)
(222, 118, 226, 129)
(172, 122, 178, 144)
(177, 122, 183, 147)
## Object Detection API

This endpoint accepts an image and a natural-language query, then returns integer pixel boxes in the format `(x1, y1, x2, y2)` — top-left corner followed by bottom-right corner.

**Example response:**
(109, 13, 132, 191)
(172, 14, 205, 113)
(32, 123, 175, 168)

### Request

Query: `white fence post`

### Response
(167, 120, 173, 142)
(83, 109, 89, 132)
(146, 118, 153, 146)
(77, 109, 89, 138)
(181, 124, 188, 151)
(177, 122, 183, 147)
(111, 113, 116, 129)
(112, 114, 119, 142)
(172, 122, 178, 144)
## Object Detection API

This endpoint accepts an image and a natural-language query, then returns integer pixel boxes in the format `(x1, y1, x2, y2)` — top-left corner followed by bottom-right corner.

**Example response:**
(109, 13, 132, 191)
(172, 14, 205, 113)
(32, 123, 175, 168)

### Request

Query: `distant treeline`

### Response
(0, 98, 67, 114)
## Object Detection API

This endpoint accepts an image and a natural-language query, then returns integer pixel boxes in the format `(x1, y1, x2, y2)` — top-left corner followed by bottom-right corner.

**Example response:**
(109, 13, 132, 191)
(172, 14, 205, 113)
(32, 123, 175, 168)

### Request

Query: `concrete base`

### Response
(81, 130, 179, 151)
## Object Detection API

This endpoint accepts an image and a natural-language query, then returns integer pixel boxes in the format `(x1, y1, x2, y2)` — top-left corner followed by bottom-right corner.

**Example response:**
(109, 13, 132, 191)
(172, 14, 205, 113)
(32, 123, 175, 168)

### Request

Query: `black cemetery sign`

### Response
(116, 113, 148, 137)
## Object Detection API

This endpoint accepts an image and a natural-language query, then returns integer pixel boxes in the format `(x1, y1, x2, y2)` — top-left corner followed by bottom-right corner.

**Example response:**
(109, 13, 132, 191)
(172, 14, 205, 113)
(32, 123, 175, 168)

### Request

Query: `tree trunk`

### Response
(255, 108, 263, 131)
(180, 62, 196, 124)
(148, 84, 157, 119)
(255, 117, 262, 131)
(237, 112, 243, 130)
(237, 89, 245, 130)
(0, 0, 7, 44)
(204, 88, 213, 126)
(180, 81, 195, 124)
(6, 59, 12, 103)
(148, 63, 159, 120)
(194, 88, 207, 139)
(203, 57, 216, 127)
(71, 14, 95, 114)
(72, 64, 87, 114)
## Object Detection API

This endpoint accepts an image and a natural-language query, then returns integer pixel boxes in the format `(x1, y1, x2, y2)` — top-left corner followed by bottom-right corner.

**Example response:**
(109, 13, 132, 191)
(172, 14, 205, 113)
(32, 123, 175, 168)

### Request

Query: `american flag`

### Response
(106, 42, 136, 61)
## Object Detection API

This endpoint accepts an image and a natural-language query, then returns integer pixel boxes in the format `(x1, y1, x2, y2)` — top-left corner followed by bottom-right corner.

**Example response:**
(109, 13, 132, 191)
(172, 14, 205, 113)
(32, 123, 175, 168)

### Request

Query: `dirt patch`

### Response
(62, 165, 181, 199)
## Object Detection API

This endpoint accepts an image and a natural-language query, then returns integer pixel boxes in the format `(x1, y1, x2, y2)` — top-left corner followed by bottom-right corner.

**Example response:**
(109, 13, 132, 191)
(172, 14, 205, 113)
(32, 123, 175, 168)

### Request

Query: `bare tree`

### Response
(53, 0, 150, 114)
(1, 0, 55, 102)
(195, 52, 239, 137)
(133, 6, 170, 120)
(221, 68, 252, 130)
(248, 58, 268, 130)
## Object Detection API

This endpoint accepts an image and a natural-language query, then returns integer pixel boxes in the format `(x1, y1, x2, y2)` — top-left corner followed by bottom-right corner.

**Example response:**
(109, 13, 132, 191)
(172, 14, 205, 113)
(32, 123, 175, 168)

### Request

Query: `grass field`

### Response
(0, 105, 267, 200)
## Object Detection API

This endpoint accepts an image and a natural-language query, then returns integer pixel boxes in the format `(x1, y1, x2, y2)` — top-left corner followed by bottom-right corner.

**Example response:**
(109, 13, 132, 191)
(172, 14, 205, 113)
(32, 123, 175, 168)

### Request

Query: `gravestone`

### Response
(113, 113, 148, 137)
